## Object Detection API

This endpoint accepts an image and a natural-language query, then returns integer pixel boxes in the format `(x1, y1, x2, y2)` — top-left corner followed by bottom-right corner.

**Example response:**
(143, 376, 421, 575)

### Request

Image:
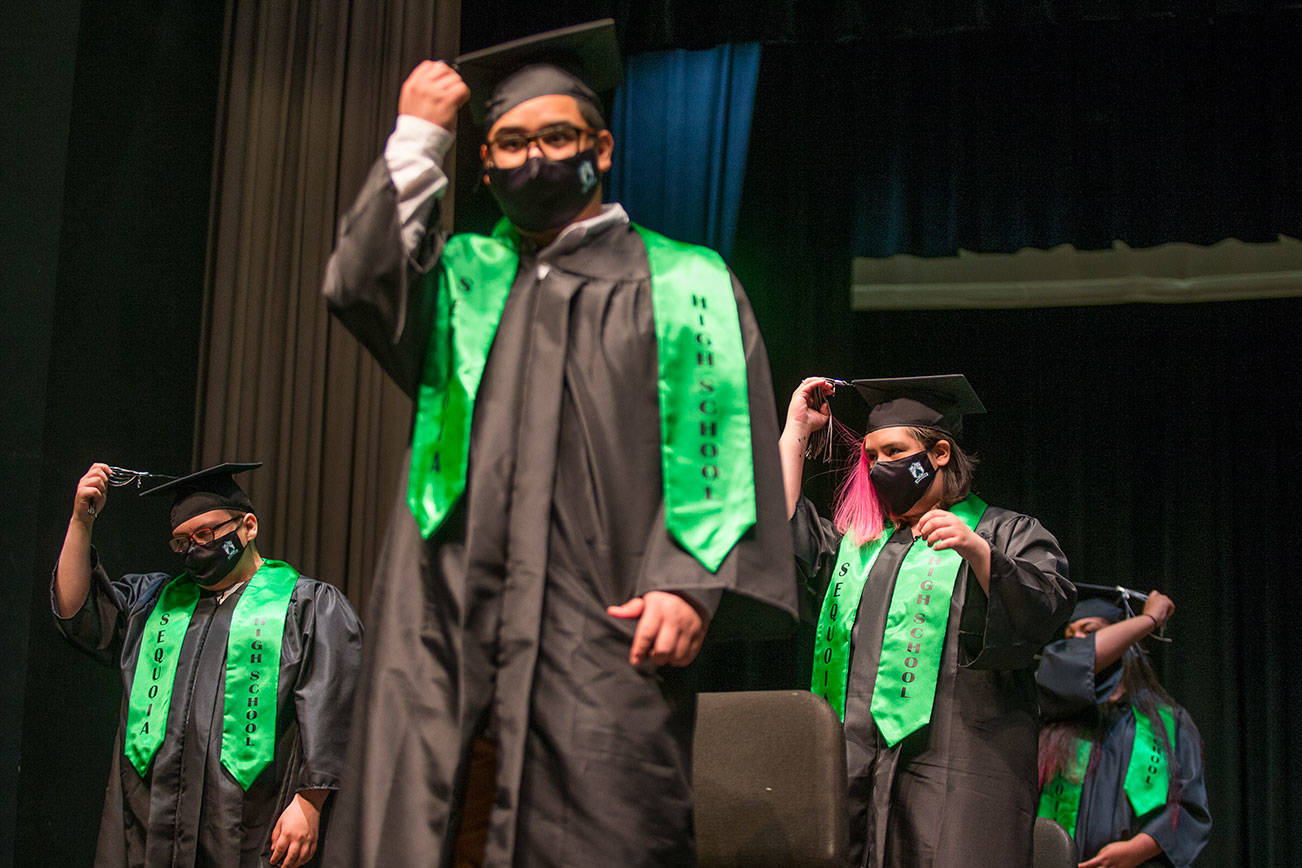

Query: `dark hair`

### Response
(907, 427, 977, 507)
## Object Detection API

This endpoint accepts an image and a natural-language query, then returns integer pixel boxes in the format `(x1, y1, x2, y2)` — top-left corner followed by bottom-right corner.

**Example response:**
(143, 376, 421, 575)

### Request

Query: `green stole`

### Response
(407, 219, 755, 571)
(124, 559, 299, 790)
(1037, 705, 1177, 835)
(811, 495, 987, 741)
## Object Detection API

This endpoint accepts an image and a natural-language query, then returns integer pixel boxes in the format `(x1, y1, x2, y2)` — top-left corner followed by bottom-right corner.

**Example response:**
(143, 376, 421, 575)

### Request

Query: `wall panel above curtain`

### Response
(197, 0, 459, 608)
(607, 42, 760, 261)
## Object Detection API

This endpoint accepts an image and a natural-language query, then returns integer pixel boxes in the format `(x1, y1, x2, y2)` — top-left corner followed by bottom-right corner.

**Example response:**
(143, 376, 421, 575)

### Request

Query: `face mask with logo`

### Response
(868, 450, 936, 516)
(485, 148, 601, 233)
(184, 527, 246, 587)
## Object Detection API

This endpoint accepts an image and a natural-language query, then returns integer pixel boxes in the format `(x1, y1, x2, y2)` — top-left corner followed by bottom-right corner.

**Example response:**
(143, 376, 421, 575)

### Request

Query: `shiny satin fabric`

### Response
(322, 160, 796, 867)
(793, 500, 1074, 868)
(52, 552, 362, 867)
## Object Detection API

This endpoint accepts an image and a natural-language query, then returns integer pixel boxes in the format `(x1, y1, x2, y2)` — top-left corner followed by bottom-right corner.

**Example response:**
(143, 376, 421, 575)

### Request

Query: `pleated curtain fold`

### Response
(197, 0, 459, 607)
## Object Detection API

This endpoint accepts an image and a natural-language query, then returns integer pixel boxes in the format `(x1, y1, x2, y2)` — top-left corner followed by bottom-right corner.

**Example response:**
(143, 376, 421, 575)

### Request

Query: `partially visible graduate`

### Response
(779, 375, 1076, 868)
(52, 462, 363, 868)
(1037, 588, 1211, 867)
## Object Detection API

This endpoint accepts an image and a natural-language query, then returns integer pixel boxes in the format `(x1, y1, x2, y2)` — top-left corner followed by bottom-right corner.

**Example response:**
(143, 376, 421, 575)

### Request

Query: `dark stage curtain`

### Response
(608, 42, 761, 260)
(730, 27, 1302, 867)
(12, 2, 226, 864)
(616, 0, 1302, 49)
(850, 18, 1302, 257)
(197, 0, 459, 609)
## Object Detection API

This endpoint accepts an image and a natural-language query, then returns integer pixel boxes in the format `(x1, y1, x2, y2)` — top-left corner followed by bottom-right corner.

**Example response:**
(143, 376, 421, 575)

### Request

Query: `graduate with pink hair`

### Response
(779, 374, 1076, 868)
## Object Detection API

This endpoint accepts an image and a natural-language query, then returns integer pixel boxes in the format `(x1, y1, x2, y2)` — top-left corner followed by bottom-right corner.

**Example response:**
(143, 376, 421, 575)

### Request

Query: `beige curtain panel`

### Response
(196, 0, 459, 608)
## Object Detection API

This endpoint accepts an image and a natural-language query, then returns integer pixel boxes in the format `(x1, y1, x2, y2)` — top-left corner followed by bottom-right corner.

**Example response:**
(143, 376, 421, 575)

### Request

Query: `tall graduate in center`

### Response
(321, 19, 795, 868)
(780, 375, 1075, 868)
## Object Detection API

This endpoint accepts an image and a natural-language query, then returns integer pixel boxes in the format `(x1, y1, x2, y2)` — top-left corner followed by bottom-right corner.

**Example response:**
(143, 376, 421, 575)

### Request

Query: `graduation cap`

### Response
(140, 462, 261, 529)
(850, 374, 987, 439)
(455, 19, 623, 128)
(1070, 583, 1173, 642)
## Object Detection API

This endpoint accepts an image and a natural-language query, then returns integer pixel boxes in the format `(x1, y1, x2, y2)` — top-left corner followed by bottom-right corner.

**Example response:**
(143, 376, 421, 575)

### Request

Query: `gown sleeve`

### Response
(321, 156, 449, 398)
(1138, 706, 1212, 868)
(50, 547, 167, 666)
(290, 581, 365, 794)
(1035, 636, 1100, 720)
(790, 495, 842, 625)
(959, 512, 1075, 670)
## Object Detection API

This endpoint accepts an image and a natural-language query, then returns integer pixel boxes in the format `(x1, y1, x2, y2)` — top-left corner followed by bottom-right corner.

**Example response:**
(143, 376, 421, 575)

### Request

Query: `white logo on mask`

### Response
(909, 460, 928, 483)
(578, 160, 597, 193)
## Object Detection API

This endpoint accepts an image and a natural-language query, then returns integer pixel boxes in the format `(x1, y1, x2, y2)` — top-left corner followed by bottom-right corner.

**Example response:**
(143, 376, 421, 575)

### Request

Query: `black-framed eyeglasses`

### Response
(168, 514, 244, 553)
(486, 123, 598, 167)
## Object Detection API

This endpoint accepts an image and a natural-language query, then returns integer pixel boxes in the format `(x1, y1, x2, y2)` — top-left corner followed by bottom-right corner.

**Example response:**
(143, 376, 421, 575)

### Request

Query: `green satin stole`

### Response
(407, 220, 755, 571)
(812, 495, 987, 742)
(124, 559, 298, 789)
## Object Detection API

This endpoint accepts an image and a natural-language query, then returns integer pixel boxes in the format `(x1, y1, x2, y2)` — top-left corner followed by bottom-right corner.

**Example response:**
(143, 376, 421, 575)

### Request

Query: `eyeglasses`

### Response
(169, 514, 244, 553)
(486, 123, 598, 168)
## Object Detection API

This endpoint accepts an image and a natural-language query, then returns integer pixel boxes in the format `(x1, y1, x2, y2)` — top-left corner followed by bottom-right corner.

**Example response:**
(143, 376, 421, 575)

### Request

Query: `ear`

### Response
(930, 439, 952, 468)
(480, 142, 492, 186)
(243, 512, 259, 542)
(595, 129, 614, 173)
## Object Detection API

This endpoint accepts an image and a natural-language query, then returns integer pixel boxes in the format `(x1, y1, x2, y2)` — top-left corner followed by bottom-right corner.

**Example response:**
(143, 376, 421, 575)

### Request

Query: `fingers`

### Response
(629, 603, 662, 666)
(606, 597, 645, 619)
(75, 464, 111, 521)
(399, 60, 471, 128)
(269, 828, 288, 866)
(281, 840, 302, 868)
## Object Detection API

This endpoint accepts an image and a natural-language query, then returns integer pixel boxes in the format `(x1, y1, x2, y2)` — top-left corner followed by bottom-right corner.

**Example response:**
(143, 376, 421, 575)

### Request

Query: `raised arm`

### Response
(54, 463, 110, 617)
(778, 377, 834, 518)
(1091, 591, 1174, 672)
(322, 62, 469, 397)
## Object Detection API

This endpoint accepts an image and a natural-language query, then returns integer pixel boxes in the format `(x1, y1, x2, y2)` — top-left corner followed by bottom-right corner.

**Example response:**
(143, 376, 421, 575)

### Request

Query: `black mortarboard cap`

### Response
(455, 19, 623, 128)
(850, 375, 986, 438)
(1070, 584, 1141, 624)
(140, 462, 261, 529)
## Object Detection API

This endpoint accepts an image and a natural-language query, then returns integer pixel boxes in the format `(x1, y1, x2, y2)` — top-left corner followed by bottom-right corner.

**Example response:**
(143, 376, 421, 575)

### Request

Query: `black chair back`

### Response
(693, 690, 849, 868)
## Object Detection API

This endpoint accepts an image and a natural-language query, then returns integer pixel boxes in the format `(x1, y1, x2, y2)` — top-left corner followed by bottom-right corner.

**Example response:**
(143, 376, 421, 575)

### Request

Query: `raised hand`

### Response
(398, 60, 471, 130)
(73, 463, 111, 524)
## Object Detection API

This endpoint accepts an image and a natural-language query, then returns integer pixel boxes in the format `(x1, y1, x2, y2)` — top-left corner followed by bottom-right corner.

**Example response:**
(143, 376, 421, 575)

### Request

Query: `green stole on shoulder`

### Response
(124, 559, 299, 790)
(407, 218, 755, 571)
(811, 495, 987, 742)
(1037, 705, 1177, 835)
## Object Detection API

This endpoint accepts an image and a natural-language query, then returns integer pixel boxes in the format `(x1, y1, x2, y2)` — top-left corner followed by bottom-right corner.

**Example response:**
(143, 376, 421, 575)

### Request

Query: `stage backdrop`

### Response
(193, 0, 459, 608)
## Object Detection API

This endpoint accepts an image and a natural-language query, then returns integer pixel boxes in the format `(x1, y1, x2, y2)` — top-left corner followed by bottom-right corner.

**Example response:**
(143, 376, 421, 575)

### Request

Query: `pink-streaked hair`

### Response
(832, 440, 885, 546)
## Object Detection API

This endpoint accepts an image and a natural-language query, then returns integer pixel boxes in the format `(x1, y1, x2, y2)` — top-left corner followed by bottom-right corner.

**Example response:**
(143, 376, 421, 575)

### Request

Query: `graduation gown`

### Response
(1036, 638, 1211, 866)
(53, 551, 363, 868)
(792, 498, 1074, 868)
(321, 160, 796, 868)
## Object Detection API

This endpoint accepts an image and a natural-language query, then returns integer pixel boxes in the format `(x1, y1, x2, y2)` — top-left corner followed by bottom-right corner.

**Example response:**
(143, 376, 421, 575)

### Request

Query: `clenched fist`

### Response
(73, 463, 111, 525)
(398, 60, 471, 130)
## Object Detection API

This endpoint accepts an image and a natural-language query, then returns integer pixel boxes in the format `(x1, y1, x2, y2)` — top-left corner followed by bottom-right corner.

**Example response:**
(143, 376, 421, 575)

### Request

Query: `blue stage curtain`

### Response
(607, 42, 760, 261)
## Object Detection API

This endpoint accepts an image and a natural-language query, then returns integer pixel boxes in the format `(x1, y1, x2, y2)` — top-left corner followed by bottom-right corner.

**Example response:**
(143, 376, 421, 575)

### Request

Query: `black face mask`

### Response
(485, 148, 601, 233)
(868, 450, 937, 516)
(184, 527, 246, 587)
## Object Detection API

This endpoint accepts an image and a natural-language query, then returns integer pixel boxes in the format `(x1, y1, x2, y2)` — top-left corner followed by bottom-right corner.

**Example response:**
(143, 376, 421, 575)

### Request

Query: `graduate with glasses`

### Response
(779, 375, 1075, 868)
(321, 19, 794, 868)
(52, 462, 362, 868)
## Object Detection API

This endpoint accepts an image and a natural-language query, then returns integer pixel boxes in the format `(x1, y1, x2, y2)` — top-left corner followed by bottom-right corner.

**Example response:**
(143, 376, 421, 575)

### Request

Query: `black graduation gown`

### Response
(792, 498, 1074, 868)
(53, 550, 363, 868)
(321, 160, 796, 868)
(1036, 638, 1211, 866)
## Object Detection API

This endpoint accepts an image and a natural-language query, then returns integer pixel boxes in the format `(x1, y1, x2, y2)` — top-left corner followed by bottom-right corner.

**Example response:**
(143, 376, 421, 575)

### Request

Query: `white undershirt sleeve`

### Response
(383, 115, 455, 256)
